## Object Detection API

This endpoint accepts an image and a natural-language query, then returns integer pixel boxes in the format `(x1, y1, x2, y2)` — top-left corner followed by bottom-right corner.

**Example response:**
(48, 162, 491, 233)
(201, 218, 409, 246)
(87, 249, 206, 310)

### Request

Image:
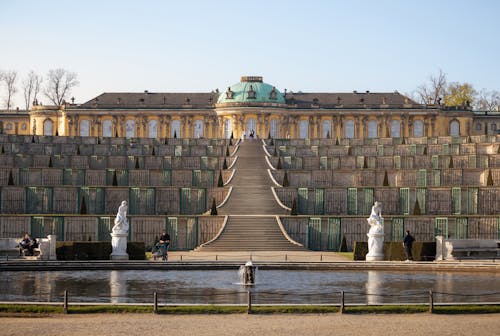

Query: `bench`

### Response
(0, 235, 57, 260)
(436, 236, 500, 261)
(0, 238, 22, 258)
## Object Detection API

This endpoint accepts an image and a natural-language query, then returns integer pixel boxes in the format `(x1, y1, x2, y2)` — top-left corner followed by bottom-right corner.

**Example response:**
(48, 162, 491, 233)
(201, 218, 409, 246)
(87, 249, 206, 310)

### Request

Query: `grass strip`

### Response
(0, 304, 499, 315)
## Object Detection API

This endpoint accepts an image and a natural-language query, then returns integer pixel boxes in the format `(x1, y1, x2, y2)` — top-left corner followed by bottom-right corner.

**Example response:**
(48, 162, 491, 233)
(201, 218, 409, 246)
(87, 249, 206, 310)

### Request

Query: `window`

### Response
(270, 119, 278, 138)
(345, 120, 355, 139)
(79, 120, 90, 136)
(43, 119, 53, 136)
(193, 120, 203, 138)
(148, 119, 158, 138)
(6, 123, 12, 130)
(322, 120, 331, 138)
(125, 120, 135, 138)
(103, 120, 112, 137)
(475, 123, 482, 131)
(491, 124, 497, 131)
(171, 119, 181, 138)
(299, 120, 309, 139)
(450, 120, 460, 136)
(391, 120, 400, 138)
(223, 119, 232, 139)
(413, 120, 423, 137)
(368, 120, 378, 138)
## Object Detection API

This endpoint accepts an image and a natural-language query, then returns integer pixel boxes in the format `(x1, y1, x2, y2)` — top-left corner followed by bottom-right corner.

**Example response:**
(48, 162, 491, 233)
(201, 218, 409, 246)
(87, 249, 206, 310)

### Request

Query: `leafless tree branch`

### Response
(43, 68, 79, 106)
(22, 70, 43, 110)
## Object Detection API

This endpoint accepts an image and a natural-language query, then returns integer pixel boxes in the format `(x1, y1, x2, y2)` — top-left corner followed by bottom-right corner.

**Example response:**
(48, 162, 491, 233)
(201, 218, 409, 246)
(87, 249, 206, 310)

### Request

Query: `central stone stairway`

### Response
(197, 139, 304, 251)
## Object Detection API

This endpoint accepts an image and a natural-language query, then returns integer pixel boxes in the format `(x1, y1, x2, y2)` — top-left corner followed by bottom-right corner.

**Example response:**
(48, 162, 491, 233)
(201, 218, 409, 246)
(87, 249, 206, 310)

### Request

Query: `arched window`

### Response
(125, 120, 135, 138)
(43, 119, 53, 136)
(79, 120, 90, 137)
(148, 120, 158, 138)
(270, 119, 278, 138)
(299, 120, 309, 139)
(345, 120, 355, 139)
(368, 120, 378, 138)
(171, 120, 181, 138)
(391, 120, 401, 138)
(103, 120, 113, 137)
(322, 119, 331, 138)
(450, 120, 460, 136)
(193, 120, 204, 138)
(413, 120, 423, 137)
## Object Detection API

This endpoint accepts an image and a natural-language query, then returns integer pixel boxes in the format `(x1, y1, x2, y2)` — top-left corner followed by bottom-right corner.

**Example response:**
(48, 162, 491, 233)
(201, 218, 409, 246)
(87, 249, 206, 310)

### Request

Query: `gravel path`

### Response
(2, 313, 499, 336)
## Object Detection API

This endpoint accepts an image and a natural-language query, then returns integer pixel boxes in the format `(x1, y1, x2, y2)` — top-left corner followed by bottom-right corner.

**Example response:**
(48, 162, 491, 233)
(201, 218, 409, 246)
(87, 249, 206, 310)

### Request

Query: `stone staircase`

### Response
(197, 139, 304, 252)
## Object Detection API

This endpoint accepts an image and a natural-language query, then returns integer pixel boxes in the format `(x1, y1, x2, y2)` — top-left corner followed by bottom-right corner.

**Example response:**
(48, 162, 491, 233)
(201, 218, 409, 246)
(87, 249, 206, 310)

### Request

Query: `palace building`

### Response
(1, 76, 493, 139)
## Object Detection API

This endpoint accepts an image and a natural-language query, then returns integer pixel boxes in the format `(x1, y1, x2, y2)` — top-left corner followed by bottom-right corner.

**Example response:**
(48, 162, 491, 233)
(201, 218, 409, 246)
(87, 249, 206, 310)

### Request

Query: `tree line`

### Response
(413, 69, 499, 112)
(0, 68, 499, 112)
(0, 68, 78, 110)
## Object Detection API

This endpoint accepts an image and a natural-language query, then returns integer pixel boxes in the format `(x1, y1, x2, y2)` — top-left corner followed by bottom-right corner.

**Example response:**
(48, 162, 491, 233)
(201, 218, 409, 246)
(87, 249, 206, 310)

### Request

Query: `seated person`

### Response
(19, 233, 35, 256)
(154, 230, 170, 261)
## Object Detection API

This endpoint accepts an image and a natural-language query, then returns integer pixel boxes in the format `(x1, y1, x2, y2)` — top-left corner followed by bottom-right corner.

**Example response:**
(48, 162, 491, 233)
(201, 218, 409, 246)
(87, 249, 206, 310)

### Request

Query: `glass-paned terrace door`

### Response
(327, 217, 342, 251)
(246, 119, 256, 135)
(434, 217, 448, 238)
(167, 217, 178, 249)
(314, 189, 324, 215)
(31, 217, 64, 240)
(308, 218, 322, 250)
(98, 217, 112, 241)
(298, 188, 308, 214)
(129, 188, 155, 215)
(391, 217, 404, 241)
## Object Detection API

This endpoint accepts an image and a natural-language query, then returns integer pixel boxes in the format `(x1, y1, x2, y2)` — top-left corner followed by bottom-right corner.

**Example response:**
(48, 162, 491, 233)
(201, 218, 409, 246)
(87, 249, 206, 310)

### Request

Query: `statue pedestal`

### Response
(366, 232, 384, 261)
(110, 232, 129, 260)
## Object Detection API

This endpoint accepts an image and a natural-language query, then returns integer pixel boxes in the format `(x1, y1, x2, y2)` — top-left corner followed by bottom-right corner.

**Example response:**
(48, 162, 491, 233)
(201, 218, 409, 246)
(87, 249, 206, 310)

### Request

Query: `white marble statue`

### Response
(366, 201, 384, 261)
(110, 201, 129, 260)
(112, 201, 129, 234)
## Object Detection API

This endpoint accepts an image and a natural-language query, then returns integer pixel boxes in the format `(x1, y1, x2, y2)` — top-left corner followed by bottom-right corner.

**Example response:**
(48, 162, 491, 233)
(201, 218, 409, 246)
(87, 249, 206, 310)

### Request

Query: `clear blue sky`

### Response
(1, 0, 499, 106)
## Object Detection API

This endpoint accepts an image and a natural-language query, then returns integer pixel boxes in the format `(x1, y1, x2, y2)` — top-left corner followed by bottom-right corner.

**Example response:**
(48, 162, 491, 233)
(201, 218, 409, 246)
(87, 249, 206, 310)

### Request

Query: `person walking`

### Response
(403, 230, 415, 261)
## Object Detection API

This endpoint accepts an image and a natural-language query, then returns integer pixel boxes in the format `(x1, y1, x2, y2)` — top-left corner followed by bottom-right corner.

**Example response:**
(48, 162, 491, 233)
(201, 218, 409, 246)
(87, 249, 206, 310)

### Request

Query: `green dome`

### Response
(217, 76, 285, 105)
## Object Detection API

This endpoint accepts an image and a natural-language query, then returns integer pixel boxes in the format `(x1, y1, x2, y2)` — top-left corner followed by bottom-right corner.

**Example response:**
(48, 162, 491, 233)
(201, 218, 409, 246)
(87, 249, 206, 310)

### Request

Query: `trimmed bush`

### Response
(56, 241, 145, 260)
(353, 241, 435, 261)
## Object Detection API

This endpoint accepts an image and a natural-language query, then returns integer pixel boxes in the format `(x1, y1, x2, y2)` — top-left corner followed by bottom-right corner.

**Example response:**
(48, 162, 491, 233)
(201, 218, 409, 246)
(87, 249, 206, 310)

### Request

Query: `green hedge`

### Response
(353, 241, 435, 261)
(56, 242, 145, 260)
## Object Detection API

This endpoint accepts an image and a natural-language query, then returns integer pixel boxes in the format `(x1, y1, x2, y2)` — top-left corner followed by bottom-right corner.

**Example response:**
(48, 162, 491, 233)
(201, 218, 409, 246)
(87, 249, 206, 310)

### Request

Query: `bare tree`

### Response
(22, 70, 43, 110)
(475, 89, 500, 112)
(1, 70, 18, 110)
(44, 68, 79, 105)
(415, 69, 448, 105)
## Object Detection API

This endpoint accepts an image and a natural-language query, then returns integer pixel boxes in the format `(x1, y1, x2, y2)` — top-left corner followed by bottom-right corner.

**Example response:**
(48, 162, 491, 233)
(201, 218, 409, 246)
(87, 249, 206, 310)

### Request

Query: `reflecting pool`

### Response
(1, 270, 498, 305)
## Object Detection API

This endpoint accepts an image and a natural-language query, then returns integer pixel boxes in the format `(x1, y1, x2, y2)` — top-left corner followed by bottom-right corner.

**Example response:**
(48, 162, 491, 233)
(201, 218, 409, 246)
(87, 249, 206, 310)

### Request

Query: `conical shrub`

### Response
(217, 170, 224, 187)
(8, 169, 14, 185)
(282, 170, 289, 187)
(291, 198, 298, 216)
(413, 199, 421, 215)
(222, 158, 228, 170)
(112, 170, 118, 186)
(277, 157, 282, 169)
(210, 197, 218, 215)
(80, 197, 87, 214)
(487, 169, 494, 186)
(383, 170, 389, 186)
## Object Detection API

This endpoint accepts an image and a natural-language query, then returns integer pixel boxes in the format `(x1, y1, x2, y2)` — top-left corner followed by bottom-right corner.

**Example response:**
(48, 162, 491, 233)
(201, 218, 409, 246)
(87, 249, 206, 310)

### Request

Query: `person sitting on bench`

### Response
(19, 233, 37, 256)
